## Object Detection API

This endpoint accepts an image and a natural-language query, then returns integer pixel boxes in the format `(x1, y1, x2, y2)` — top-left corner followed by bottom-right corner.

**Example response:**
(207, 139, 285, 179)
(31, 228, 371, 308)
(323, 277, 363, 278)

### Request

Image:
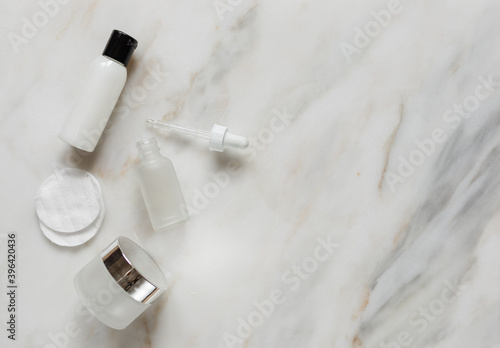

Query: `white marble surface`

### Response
(1, 0, 500, 347)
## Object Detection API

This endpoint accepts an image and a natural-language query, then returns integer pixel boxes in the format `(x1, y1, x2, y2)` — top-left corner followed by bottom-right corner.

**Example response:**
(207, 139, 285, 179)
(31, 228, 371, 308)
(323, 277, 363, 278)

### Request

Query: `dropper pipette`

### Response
(146, 119, 249, 152)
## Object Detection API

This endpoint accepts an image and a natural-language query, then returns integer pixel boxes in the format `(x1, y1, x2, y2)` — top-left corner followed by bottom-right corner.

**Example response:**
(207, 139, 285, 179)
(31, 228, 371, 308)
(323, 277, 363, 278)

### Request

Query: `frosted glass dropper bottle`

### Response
(136, 138, 189, 231)
(58, 30, 138, 152)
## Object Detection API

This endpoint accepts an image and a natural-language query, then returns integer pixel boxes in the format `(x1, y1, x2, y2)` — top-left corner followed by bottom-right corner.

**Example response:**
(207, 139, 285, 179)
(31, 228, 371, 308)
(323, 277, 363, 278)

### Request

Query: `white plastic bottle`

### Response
(136, 138, 189, 231)
(58, 30, 138, 152)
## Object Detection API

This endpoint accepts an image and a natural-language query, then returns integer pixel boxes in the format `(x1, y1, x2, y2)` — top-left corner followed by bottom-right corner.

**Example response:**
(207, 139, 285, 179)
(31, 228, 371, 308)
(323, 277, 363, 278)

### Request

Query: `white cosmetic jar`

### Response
(74, 236, 168, 329)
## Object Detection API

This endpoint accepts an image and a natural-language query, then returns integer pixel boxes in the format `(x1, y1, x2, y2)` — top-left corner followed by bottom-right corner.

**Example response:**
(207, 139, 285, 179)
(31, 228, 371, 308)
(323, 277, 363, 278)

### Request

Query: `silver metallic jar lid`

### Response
(100, 237, 168, 304)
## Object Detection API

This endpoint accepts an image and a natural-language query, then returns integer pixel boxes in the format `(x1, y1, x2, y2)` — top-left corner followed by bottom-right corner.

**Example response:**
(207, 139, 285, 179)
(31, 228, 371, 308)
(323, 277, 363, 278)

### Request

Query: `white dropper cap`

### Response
(146, 120, 249, 152)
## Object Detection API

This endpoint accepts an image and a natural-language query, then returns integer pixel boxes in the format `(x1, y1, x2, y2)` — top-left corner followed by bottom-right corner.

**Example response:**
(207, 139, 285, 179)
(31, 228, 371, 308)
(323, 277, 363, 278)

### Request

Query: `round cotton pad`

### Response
(40, 204, 105, 247)
(35, 168, 102, 233)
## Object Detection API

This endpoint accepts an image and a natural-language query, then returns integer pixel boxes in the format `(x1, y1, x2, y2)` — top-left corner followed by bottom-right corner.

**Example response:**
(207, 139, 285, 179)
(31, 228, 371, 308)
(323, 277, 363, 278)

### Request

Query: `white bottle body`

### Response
(59, 55, 127, 152)
(137, 153, 189, 231)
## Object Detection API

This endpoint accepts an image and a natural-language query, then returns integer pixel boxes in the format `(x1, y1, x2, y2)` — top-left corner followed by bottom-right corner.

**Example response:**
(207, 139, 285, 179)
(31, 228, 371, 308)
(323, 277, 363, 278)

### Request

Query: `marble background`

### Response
(1, 0, 500, 347)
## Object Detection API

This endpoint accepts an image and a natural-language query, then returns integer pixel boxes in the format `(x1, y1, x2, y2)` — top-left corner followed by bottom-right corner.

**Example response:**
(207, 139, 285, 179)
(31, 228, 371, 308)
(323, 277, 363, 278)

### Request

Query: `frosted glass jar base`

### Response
(74, 237, 168, 330)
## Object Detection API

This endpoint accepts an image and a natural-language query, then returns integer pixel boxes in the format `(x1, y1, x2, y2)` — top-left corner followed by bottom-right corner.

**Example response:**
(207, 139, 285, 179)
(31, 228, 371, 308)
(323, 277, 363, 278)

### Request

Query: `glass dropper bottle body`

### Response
(136, 138, 189, 231)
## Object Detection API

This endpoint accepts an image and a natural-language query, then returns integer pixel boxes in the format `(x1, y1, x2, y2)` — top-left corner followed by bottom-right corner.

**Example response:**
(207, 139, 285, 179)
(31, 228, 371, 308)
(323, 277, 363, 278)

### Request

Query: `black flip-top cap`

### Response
(102, 30, 138, 67)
